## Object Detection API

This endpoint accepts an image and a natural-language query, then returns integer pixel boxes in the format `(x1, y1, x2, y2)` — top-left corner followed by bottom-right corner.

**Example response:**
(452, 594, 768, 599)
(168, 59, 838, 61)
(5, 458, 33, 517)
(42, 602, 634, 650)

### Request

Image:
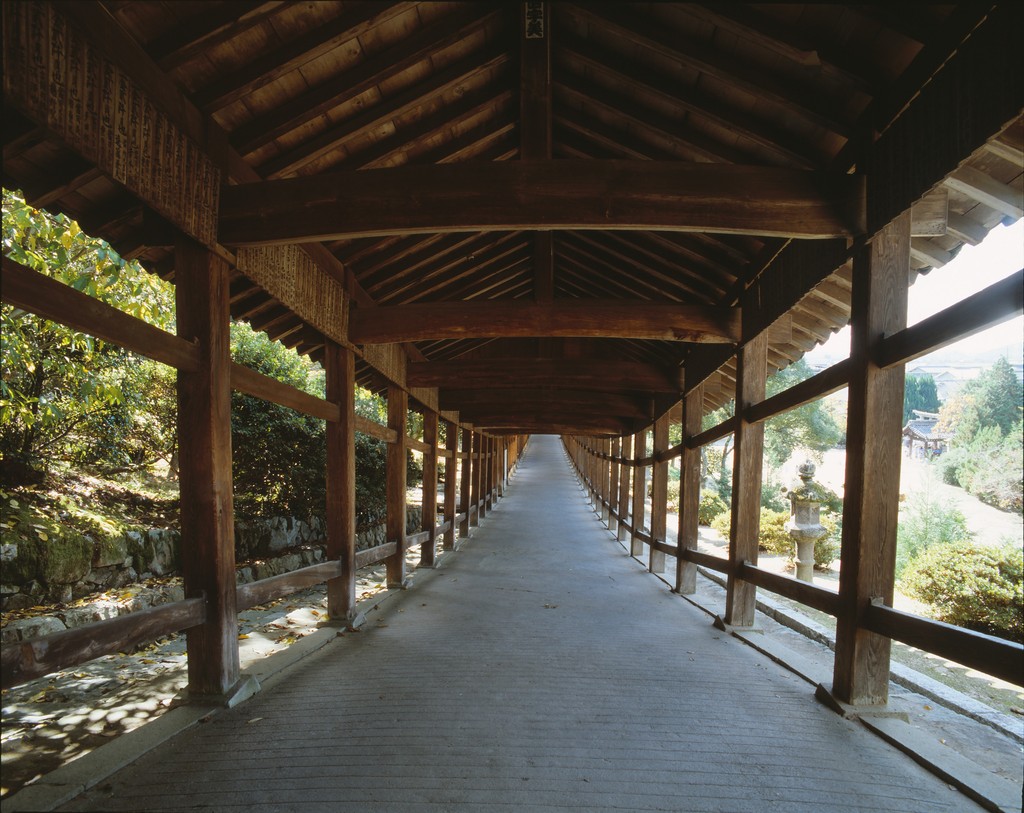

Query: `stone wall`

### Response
(0, 507, 423, 613)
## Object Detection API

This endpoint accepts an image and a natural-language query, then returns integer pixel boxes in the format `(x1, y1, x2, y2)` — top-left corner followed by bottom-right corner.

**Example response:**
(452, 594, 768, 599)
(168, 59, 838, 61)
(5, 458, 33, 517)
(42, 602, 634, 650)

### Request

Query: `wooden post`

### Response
(459, 427, 472, 535)
(497, 438, 505, 498)
(175, 240, 239, 698)
(489, 435, 498, 504)
(600, 439, 611, 523)
(631, 429, 648, 557)
(724, 332, 768, 627)
(443, 420, 457, 550)
(420, 410, 439, 568)
(608, 437, 621, 534)
(479, 434, 489, 517)
(470, 431, 481, 526)
(386, 385, 408, 588)
(617, 434, 633, 542)
(676, 385, 703, 594)
(325, 341, 357, 622)
(833, 212, 910, 706)
(650, 413, 669, 574)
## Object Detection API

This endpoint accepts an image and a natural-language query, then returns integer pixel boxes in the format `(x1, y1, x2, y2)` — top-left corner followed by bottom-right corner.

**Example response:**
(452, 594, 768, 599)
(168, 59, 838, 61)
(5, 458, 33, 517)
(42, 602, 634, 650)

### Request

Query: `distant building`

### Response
(905, 362, 1024, 402)
(902, 410, 951, 458)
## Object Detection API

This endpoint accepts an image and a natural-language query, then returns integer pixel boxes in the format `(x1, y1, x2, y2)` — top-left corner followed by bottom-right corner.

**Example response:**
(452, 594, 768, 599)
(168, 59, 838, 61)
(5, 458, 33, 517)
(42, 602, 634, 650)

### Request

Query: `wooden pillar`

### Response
(479, 434, 489, 517)
(489, 435, 498, 503)
(724, 331, 768, 627)
(649, 413, 669, 574)
(459, 427, 472, 536)
(631, 429, 648, 557)
(386, 385, 408, 588)
(600, 439, 611, 523)
(617, 434, 632, 542)
(470, 431, 481, 526)
(833, 212, 910, 706)
(675, 385, 702, 595)
(497, 437, 503, 497)
(325, 342, 357, 622)
(420, 410, 439, 568)
(606, 436, 614, 532)
(175, 240, 239, 698)
(443, 420, 457, 550)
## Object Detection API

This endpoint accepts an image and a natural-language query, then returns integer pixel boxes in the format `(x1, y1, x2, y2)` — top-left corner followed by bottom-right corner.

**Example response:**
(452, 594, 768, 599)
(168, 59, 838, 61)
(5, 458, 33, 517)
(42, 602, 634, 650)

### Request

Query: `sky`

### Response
(804, 218, 1023, 365)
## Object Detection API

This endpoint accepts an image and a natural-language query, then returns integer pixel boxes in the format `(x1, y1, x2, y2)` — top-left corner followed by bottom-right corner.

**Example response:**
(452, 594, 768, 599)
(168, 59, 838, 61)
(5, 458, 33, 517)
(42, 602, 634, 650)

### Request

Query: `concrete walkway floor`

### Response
(54, 435, 984, 813)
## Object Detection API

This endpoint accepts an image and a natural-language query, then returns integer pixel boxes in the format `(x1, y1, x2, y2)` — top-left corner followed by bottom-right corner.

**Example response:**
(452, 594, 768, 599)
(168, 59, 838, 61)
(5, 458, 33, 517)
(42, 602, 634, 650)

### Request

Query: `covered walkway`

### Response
(58, 436, 977, 813)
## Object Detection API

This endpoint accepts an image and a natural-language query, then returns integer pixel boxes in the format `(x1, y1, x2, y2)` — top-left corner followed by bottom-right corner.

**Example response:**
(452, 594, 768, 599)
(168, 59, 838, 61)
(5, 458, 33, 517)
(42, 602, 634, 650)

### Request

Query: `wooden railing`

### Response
(566, 267, 1024, 691)
(0, 256, 525, 690)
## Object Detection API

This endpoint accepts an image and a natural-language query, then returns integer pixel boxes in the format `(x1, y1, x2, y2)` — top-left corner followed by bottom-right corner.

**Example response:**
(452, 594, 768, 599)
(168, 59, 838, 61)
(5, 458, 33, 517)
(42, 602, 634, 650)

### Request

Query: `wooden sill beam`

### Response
(349, 300, 739, 344)
(219, 162, 866, 246)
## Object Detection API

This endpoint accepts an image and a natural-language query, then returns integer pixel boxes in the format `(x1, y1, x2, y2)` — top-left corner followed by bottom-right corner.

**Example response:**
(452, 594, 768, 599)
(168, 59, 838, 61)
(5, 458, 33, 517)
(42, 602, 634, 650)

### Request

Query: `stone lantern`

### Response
(786, 461, 827, 583)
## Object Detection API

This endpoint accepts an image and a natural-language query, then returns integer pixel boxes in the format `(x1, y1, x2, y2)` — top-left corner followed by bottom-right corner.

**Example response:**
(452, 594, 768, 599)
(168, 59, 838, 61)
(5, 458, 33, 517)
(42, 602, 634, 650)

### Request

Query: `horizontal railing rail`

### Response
(1, 597, 206, 689)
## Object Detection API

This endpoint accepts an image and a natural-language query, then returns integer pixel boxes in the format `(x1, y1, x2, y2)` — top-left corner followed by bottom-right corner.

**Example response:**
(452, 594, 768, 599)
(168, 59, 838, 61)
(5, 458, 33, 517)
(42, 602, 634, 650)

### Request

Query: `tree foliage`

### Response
(895, 488, 972, 576)
(700, 359, 843, 507)
(903, 374, 940, 424)
(901, 538, 1023, 642)
(1, 189, 176, 482)
(938, 357, 1023, 445)
(762, 359, 843, 469)
(937, 358, 1023, 513)
(230, 326, 327, 521)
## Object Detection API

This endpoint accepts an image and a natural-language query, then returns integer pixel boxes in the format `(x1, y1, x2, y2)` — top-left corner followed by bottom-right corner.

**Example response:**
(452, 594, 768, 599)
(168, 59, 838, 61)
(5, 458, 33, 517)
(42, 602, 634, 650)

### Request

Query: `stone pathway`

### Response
(48, 436, 994, 812)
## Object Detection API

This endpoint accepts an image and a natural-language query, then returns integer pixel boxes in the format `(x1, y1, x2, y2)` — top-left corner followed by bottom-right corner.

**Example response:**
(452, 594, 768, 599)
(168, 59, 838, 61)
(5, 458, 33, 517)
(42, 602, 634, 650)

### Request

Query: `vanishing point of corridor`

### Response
(60, 436, 979, 813)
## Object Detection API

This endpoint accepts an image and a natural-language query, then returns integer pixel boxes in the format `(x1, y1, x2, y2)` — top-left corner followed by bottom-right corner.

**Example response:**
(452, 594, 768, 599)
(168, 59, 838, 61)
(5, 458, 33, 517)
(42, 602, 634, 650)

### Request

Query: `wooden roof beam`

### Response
(408, 358, 681, 394)
(220, 161, 866, 245)
(350, 300, 739, 345)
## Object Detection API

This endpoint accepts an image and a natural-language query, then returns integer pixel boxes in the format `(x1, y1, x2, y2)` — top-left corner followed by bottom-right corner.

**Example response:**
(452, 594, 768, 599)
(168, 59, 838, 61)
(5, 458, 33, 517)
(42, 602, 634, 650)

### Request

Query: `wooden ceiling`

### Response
(3, 2, 1022, 436)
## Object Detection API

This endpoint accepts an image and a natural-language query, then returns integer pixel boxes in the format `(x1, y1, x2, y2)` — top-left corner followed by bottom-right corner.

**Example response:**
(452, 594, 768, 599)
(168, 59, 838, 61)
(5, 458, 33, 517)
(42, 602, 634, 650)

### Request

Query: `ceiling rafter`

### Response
(193, 3, 415, 112)
(563, 2, 853, 139)
(559, 32, 823, 169)
(231, 3, 504, 155)
(257, 43, 511, 177)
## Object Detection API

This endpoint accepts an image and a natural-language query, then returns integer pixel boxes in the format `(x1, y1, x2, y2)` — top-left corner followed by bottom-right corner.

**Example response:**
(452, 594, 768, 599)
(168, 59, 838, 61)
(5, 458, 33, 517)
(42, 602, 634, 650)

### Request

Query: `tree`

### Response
(1, 189, 175, 482)
(939, 357, 1023, 446)
(903, 374, 940, 423)
(762, 359, 842, 469)
(230, 325, 327, 521)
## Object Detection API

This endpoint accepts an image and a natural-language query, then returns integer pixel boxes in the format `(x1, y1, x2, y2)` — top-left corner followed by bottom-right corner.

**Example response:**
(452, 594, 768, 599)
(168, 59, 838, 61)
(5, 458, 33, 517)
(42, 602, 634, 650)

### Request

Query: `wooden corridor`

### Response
(57, 436, 979, 813)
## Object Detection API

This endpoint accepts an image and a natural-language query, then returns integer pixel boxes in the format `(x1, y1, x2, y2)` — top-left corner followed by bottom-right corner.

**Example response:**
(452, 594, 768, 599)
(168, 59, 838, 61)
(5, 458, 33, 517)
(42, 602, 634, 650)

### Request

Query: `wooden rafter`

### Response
(231, 4, 503, 154)
(257, 43, 511, 177)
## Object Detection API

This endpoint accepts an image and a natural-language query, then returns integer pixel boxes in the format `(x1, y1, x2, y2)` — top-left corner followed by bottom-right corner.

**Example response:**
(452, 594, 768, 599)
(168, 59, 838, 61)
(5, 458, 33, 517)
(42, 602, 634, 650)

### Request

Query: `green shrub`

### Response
(896, 491, 971, 577)
(900, 539, 1024, 642)
(760, 474, 787, 512)
(815, 513, 841, 569)
(698, 491, 728, 525)
(666, 478, 680, 514)
(758, 508, 791, 555)
(710, 510, 731, 540)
